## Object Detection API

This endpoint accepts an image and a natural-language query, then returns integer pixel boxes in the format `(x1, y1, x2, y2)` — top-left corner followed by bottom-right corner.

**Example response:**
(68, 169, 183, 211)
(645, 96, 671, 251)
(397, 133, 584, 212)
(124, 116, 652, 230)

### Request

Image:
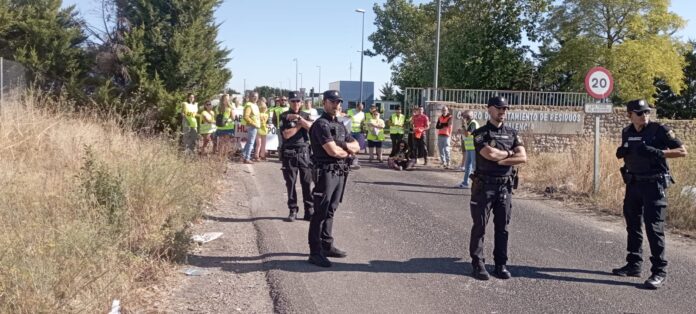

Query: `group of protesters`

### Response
(177, 91, 322, 163)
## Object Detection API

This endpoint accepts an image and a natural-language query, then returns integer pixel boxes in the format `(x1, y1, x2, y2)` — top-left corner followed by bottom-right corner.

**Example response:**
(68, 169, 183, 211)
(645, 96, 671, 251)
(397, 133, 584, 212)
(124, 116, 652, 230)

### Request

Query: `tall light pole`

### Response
(293, 58, 298, 91)
(316, 65, 321, 92)
(433, 0, 441, 102)
(299, 72, 303, 91)
(356, 8, 365, 108)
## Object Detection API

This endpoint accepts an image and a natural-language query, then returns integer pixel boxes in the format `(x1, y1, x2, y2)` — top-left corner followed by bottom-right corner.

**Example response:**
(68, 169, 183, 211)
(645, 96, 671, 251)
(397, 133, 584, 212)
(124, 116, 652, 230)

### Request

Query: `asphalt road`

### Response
(204, 158, 696, 313)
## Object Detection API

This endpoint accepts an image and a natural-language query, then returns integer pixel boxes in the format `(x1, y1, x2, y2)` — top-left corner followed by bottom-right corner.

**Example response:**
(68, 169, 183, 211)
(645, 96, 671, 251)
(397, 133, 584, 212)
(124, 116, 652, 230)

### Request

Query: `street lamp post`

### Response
(317, 65, 321, 92)
(356, 8, 365, 108)
(293, 58, 298, 91)
(433, 0, 441, 102)
(299, 72, 303, 92)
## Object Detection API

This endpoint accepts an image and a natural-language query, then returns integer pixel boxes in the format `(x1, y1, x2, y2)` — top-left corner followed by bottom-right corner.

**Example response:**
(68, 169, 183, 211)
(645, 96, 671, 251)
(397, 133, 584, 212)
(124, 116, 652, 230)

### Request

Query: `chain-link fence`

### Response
(0, 57, 28, 109)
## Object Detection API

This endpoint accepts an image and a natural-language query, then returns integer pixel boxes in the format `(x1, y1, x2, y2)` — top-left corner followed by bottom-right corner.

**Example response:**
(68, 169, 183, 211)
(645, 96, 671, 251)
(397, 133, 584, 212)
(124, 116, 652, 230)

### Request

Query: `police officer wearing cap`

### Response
(468, 96, 527, 280)
(279, 91, 314, 222)
(612, 99, 687, 289)
(307, 90, 360, 267)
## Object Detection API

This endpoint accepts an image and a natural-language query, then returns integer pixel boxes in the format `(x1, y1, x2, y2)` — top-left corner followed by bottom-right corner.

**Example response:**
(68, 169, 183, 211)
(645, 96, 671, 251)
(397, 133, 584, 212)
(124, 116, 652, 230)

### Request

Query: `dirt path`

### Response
(160, 163, 274, 313)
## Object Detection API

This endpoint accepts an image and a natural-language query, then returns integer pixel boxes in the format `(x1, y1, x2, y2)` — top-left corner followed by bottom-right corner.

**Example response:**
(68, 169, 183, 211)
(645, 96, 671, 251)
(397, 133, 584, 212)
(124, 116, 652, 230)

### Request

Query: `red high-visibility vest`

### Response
(437, 115, 452, 137)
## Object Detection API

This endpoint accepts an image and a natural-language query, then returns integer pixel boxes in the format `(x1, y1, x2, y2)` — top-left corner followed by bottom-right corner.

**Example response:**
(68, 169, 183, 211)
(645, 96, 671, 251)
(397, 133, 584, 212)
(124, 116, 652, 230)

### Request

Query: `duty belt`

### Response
(630, 173, 665, 182)
(472, 173, 513, 184)
(315, 163, 348, 171)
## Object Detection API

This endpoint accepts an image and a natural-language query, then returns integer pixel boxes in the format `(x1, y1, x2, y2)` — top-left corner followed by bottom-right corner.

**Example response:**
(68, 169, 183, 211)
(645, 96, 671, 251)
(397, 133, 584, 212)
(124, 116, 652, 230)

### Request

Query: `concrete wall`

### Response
(426, 102, 696, 155)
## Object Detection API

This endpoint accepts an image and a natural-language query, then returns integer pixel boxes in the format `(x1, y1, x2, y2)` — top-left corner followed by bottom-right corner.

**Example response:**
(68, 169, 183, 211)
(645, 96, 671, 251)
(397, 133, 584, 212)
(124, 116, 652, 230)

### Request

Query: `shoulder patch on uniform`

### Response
(474, 134, 484, 143)
(667, 129, 676, 139)
(516, 135, 524, 146)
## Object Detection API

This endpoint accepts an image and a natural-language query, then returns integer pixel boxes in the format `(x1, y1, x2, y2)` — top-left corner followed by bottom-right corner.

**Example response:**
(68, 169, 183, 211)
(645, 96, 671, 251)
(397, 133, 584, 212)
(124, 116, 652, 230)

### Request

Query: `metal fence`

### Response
(404, 87, 593, 114)
(0, 57, 28, 110)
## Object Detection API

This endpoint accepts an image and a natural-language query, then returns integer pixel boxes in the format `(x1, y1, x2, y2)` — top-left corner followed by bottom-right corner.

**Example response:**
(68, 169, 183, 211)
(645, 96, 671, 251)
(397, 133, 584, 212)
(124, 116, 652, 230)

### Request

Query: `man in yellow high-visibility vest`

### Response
(458, 110, 479, 188)
(176, 93, 199, 153)
(388, 105, 405, 156)
(346, 103, 366, 152)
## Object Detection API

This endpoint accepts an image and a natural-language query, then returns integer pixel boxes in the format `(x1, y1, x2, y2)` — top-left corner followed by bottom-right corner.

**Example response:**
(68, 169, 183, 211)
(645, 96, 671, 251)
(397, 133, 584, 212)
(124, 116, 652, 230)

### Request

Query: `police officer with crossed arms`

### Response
(612, 99, 687, 289)
(279, 91, 314, 222)
(469, 96, 527, 280)
(307, 90, 360, 267)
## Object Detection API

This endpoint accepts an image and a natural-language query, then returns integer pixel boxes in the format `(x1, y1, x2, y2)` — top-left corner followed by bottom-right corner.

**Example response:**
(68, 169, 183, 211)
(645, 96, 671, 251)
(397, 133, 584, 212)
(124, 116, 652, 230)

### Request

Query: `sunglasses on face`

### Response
(634, 111, 648, 116)
(290, 100, 301, 103)
(329, 99, 343, 104)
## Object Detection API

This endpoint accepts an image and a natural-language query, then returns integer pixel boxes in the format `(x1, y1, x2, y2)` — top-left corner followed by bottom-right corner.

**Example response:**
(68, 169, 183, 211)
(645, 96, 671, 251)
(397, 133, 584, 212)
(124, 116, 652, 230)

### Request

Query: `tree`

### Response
(655, 41, 696, 119)
(254, 86, 289, 100)
(368, 0, 549, 91)
(0, 0, 89, 97)
(379, 82, 397, 100)
(104, 0, 231, 127)
(538, 0, 687, 102)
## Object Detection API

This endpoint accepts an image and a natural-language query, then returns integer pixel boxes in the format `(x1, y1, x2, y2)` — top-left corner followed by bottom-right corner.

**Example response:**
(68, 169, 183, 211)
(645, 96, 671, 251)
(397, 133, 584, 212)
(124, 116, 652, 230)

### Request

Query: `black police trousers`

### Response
(623, 180, 668, 275)
(308, 168, 345, 255)
(281, 147, 313, 216)
(469, 180, 512, 265)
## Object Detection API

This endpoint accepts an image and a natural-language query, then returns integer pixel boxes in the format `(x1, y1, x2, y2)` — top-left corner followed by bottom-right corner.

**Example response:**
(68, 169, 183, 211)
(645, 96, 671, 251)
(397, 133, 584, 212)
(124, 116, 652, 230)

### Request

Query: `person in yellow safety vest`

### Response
(366, 110, 386, 162)
(241, 91, 261, 164)
(388, 105, 406, 157)
(346, 103, 366, 153)
(272, 96, 289, 128)
(457, 109, 480, 188)
(436, 105, 454, 168)
(254, 98, 270, 161)
(176, 93, 199, 153)
(215, 94, 236, 158)
(198, 101, 217, 155)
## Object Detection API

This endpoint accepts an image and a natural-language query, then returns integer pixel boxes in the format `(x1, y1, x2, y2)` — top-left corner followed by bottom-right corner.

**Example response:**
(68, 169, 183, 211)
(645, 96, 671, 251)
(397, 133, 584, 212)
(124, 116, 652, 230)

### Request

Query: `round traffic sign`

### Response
(585, 67, 614, 99)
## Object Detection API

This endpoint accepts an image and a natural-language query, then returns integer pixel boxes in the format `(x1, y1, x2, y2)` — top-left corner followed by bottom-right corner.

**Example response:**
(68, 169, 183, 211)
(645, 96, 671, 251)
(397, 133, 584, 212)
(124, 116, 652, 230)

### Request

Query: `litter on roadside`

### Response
(108, 299, 121, 314)
(192, 232, 223, 244)
(181, 267, 208, 276)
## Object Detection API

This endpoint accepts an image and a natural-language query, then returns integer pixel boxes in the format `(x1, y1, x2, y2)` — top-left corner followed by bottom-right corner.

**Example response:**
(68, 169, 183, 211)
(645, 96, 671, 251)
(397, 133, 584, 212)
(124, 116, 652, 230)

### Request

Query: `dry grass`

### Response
(0, 96, 223, 312)
(522, 139, 696, 232)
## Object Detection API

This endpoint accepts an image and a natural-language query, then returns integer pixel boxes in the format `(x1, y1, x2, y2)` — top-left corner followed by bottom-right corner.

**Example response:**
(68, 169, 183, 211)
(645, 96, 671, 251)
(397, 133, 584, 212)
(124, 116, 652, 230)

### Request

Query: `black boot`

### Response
(286, 211, 297, 222)
(471, 262, 490, 281)
(644, 273, 666, 289)
(322, 245, 347, 258)
(494, 265, 512, 279)
(308, 253, 332, 267)
(611, 263, 642, 277)
(303, 211, 313, 221)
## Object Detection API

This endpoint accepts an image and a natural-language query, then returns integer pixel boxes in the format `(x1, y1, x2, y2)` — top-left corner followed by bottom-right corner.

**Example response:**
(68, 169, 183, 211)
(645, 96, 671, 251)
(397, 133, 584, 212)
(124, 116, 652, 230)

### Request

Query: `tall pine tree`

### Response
(0, 0, 88, 97)
(113, 0, 231, 127)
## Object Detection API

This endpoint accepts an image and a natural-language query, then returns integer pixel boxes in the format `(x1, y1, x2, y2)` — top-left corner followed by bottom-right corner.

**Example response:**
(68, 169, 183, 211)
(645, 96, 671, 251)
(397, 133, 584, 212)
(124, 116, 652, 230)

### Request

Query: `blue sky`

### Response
(63, 0, 696, 97)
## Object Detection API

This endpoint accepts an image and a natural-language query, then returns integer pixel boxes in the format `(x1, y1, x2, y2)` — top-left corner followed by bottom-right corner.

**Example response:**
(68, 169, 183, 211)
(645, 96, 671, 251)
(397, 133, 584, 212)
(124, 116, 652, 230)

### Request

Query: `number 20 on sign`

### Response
(584, 66, 614, 99)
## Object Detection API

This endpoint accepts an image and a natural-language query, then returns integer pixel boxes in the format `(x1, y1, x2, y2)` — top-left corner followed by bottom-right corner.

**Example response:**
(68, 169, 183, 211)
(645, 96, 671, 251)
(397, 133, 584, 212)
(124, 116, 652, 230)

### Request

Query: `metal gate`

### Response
(404, 87, 593, 111)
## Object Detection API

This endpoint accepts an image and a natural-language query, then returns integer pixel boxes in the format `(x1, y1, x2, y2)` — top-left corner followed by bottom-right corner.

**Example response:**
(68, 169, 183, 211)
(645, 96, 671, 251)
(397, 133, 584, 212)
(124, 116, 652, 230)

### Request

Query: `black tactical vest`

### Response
(310, 114, 347, 164)
(622, 122, 668, 175)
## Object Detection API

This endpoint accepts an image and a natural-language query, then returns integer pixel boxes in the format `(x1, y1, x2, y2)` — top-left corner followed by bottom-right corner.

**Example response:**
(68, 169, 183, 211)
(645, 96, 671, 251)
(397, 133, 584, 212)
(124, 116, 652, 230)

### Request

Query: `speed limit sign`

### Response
(585, 67, 614, 99)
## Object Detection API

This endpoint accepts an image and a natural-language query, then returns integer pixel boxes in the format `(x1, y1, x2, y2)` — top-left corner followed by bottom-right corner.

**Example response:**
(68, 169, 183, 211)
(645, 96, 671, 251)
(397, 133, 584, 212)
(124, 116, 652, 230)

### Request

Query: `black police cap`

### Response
(288, 91, 300, 101)
(487, 96, 509, 108)
(323, 90, 343, 102)
(626, 99, 651, 113)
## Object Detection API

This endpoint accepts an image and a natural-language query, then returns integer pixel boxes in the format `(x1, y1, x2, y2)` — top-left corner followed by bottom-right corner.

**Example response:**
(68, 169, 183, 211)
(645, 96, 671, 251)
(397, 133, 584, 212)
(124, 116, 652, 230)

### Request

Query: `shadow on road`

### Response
(186, 254, 641, 288)
(355, 181, 460, 189)
(398, 189, 467, 196)
(203, 214, 286, 223)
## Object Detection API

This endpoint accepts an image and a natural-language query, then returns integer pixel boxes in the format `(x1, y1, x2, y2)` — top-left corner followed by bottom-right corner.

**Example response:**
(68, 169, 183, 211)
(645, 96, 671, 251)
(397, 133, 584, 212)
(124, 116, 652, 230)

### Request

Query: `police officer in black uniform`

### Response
(612, 99, 687, 289)
(469, 96, 527, 280)
(307, 90, 360, 267)
(279, 91, 314, 222)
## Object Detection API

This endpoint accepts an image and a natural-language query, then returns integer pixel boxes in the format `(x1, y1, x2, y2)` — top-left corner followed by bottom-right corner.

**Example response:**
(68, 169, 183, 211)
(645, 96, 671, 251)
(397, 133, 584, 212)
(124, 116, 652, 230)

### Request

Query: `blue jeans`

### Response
(437, 135, 451, 165)
(462, 150, 476, 185)
(243, 126, 258, 160)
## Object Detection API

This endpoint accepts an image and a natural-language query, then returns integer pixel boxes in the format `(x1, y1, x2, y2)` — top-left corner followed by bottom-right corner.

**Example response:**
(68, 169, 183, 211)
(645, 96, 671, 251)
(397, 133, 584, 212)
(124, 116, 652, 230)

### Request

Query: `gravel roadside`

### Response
(159, 163, 275, 313)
